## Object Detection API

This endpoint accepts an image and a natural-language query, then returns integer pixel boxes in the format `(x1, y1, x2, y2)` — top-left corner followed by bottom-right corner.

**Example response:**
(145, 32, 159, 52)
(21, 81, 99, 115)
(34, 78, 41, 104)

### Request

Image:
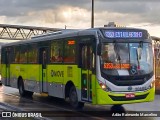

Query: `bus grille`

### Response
(109, 93, 149, 101)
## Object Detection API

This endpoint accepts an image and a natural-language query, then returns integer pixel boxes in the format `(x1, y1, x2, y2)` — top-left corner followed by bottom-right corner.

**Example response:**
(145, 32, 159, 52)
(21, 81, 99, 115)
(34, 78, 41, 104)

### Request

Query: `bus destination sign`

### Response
(105, 31, 143, 38)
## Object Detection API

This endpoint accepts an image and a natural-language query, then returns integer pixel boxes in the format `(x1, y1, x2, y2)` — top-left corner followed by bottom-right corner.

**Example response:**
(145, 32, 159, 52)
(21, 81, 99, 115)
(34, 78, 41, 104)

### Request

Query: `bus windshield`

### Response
(101, 42, 153, 76)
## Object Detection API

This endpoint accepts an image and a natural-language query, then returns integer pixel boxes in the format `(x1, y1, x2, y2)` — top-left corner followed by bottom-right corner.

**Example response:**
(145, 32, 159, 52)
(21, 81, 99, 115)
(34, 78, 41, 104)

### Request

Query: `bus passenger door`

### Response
(5, 50, 11, 86)
(81, 44, 93, 102)
(39, 47, 48, 93)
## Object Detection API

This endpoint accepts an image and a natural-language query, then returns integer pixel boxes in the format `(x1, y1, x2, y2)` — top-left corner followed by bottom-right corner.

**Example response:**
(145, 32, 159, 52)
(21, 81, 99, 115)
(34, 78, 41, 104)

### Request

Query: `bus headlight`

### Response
(150, 81, 155, 88)
(98, 81, 111, 92)
(100, 83, 107, 90)
(147, 81, 155, 90)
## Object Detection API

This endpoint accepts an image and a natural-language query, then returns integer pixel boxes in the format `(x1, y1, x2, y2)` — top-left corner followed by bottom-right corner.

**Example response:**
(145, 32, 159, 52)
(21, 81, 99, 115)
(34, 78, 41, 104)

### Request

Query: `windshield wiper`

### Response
(113, 42, 121, 63)
(137, 41, 143, 60)
(136, 41, 143, 69)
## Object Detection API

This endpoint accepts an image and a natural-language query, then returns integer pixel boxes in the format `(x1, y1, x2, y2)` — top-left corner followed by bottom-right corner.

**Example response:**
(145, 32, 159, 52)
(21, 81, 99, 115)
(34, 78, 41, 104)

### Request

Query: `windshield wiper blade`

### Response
(136, 41, 143, 69)
(114, 42, 121, 62)
(137, 41, 143, 60)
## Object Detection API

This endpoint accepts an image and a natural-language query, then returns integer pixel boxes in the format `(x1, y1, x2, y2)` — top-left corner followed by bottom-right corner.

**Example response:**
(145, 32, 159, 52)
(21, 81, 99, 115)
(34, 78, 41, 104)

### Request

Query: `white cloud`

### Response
(0, 6, 91, 29)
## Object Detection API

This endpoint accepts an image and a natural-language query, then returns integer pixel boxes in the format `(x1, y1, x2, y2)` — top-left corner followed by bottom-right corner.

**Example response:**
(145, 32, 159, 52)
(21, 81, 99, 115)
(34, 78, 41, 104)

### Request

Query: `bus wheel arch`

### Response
(18, 76, 33, 97)
(18, 76, 27, 97)
(65, 81, 84, 109)
(65, 81, 74, 98)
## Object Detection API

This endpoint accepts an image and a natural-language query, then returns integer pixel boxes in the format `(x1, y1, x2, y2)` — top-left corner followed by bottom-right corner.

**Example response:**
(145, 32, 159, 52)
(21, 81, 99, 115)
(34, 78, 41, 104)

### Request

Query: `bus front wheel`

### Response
(69, 86, 84, 109)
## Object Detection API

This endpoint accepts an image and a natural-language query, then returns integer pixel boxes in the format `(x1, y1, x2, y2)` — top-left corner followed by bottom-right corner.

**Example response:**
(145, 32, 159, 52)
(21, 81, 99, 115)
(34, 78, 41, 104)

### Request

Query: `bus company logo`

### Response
(128, 86, 133, 91)
(51, 70, 64, 77)
(130, 67, 137, 75)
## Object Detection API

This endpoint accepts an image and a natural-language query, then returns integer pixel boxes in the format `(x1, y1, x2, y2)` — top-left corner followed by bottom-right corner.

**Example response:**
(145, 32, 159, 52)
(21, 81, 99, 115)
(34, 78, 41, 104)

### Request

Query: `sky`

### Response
(0, 0, 160, 42)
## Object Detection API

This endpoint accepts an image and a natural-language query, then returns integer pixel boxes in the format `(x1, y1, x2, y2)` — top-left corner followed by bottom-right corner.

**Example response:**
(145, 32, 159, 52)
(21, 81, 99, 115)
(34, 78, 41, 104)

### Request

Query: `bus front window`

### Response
(101, 43, 117, 63)
(130, 43, 153, 74)
(101, 42, 153, 76)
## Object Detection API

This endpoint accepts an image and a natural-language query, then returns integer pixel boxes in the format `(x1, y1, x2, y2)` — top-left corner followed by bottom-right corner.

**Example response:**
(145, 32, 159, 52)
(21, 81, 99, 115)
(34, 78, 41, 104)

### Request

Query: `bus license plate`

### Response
(125, 93, 135, 98)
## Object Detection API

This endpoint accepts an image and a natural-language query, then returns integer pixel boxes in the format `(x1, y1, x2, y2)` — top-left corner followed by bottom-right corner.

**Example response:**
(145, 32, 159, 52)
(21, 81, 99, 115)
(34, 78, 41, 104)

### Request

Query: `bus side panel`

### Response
(47, 65, 81, 99)
(26, 64, 41, 93)
(8, 64, 41, 92)
(18, 64, 27, 83)
(63, 65, 81, 101)
(47, 64, 64, 98)
(91, 74, 97, 104)
(1, 64, 7, 85)
(63, 65, 81, 89)
(9, 64, 20, 88)
(9, 64, 27, 88)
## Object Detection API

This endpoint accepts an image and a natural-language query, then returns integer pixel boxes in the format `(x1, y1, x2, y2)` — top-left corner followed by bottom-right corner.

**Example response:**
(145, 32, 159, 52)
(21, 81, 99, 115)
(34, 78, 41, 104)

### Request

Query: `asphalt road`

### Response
(0, 85, 159, 120)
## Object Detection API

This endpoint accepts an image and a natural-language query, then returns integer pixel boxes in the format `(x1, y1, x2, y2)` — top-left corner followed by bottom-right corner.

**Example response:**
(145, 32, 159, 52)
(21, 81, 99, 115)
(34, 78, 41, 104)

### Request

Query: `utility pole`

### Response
(91, 0, 94, 28)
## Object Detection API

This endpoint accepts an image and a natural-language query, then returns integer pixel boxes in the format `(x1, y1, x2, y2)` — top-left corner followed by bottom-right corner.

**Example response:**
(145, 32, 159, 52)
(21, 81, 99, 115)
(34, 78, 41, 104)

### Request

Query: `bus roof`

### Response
(1, 27, 148, 47)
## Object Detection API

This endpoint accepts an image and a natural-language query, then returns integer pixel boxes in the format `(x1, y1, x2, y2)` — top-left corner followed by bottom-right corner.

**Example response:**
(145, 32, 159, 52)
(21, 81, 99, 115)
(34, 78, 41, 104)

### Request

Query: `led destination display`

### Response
(105, 31, 142, 38)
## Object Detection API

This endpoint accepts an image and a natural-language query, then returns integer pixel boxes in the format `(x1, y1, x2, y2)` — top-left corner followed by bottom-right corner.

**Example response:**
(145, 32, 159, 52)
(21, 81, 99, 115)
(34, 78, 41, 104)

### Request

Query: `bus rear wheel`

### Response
(69, 86, 84, 109)
(18, 79, 27, 97)
(18, 79, 33, 97)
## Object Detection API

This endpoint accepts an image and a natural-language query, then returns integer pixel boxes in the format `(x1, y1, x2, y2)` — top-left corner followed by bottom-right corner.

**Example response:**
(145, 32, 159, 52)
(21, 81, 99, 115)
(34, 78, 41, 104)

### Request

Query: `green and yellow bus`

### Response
(1, 27, 155, 109)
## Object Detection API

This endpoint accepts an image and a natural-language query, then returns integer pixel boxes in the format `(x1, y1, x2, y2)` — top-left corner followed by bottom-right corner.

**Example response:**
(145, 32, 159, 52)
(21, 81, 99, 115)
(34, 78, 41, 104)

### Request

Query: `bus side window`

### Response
(13, 46, 20, 63)
(28, 44, 38, 63)
(64, 40, 76, 63)
(50, 41, 63, 63)
(89, 47, 95, 70)
(82, 46, 87, 68)
(19, 45, 27, 63)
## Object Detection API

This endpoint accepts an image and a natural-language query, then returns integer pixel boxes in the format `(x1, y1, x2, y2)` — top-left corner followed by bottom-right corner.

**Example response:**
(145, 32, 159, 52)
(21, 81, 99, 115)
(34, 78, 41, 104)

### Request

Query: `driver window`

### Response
(102, 44, 116, 63)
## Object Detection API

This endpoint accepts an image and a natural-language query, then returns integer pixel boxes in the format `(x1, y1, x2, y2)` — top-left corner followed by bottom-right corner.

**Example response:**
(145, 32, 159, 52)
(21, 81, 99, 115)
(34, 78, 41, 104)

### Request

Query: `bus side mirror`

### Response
(97, 43, 101, 55)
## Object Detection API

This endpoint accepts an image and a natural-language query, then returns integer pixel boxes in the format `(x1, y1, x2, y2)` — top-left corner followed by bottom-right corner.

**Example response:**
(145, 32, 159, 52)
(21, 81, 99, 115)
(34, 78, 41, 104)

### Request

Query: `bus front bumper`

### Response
(96, 87, 155, 105)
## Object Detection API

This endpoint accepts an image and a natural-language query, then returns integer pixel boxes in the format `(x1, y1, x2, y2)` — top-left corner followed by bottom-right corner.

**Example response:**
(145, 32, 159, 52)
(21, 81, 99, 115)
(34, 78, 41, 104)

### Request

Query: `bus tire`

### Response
(69, 86, 84, 109)
(18, 79, 27, 97)
(111, 104, 125, 112)
(26, 91, 33, 97)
